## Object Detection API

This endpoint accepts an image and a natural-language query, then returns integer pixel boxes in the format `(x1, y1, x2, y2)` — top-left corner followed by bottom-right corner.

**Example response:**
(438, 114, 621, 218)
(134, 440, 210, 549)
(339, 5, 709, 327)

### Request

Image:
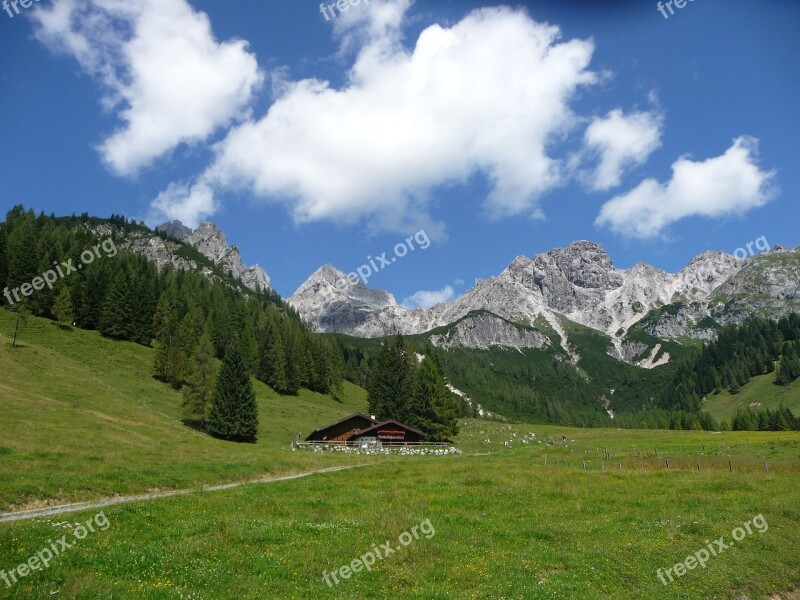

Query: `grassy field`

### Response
(1, 310, 799, 598)
(704, 372, 800, 424)
(0, 310, 373, 512)
(0, 447, 798, 599)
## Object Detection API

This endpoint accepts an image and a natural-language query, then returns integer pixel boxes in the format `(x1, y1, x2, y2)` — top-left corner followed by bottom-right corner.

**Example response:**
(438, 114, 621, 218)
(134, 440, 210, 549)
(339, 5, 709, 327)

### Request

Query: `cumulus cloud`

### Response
(595, 136, 777, 239)
(402, 285, 455, 309)
(150, 181, 216, 228)
(582, 108, 663, 191)
(32, 0, 263, 177)
(153, 3, 597, 231)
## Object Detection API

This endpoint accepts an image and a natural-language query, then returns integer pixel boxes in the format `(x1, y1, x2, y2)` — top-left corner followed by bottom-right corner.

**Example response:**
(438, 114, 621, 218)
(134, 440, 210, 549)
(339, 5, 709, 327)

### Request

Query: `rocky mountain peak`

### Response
(535, 240, 622, 291)
(152, 220, 271, 292)
(288, 239, 800, 363)
(155, 220, 192, 240)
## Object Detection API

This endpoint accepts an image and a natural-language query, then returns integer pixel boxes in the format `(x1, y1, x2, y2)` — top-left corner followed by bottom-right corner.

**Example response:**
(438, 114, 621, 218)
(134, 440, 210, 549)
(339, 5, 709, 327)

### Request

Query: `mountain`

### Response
(290, 241, 800, 365)
(90, 219, 271, 292)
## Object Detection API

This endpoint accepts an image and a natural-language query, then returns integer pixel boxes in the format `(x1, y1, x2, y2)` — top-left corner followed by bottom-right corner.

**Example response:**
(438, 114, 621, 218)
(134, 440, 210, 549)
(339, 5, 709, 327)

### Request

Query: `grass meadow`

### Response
(1, 310, 798, 598)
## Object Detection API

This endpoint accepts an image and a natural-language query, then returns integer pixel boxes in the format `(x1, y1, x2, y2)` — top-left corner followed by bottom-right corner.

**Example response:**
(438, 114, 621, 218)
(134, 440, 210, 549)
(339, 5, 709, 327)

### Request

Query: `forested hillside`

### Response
(0, 206, 345, 400)
(336, 313, 800, 432)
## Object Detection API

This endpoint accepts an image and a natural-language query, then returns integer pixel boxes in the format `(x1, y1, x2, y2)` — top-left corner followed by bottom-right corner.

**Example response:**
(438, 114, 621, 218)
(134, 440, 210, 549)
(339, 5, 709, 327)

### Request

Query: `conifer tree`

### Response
(182, 327, 216, 427)
(10, 299, 29, 348)
(409, 355, 459, 441)
(776, 341, 800, 386)
(257, 319, 288, 393)
(368, 334, 415, 421)
(53, 286, 74, 326)
(100, 269, 134, 339)
(206, 344, 259, 442)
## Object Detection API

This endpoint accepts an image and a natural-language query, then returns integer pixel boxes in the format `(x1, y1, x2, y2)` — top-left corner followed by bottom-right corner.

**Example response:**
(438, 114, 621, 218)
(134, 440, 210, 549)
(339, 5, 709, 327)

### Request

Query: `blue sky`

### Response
(1, 0, 798, 304)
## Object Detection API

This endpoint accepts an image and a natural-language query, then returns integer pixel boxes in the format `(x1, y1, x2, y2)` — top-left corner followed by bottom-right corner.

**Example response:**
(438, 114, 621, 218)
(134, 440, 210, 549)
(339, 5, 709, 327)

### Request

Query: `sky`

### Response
(1, 0, 798, 306)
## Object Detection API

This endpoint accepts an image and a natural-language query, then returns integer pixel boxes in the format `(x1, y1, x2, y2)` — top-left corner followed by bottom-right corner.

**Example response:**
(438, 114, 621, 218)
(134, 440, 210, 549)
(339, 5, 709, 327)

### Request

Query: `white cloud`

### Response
(582, 108, 663, 191)
(402, 285, 455, 309)
(149, 181, 215, 228)
(153, 3, 597, 231)
(595, 136, 777, 239)
(32, 0, 263, 177)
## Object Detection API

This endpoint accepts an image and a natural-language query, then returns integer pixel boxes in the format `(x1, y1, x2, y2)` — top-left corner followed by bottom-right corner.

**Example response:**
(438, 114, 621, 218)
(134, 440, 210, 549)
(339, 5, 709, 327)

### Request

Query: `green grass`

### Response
(1, 310, 799, 599)
(0, 447, 797, 599)
(0, 310, 372, 511)
(704, 372, 800, 423)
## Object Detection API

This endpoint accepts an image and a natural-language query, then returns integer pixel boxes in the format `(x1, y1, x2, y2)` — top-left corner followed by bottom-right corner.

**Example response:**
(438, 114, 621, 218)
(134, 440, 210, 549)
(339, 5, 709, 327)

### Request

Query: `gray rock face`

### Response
(185, 222, 271, 292)
(289, 264, 399, 333)
(91, 221, 270, 293)
(637, 248, 800, 338)
(289, 241, 798, 359)
(155, 220, 192, 240)
(429, 313, 550, 351)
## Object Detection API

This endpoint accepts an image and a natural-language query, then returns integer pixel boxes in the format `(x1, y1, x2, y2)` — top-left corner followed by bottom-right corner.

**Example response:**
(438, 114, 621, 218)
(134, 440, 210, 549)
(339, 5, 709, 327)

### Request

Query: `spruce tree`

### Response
(10, 299, 29, 348)
(182, 327, 216, 427)
(367, 335, 415, 421)
(258, 319, 288, 393)
(100, 269, 134, 339)
(409, 355, 459, 441)
(206, 344, 259, 442)
(776, 342, 800, 386)
(53, 286, 74, 326)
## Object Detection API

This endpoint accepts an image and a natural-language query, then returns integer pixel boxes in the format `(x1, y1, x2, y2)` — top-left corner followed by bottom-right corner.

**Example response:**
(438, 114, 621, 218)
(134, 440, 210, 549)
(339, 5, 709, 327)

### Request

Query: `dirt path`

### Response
(0, 465, 367, 524)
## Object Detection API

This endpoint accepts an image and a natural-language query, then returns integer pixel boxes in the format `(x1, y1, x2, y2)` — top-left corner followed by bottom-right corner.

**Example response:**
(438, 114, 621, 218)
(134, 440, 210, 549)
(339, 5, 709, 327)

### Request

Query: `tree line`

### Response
(730, 406, 800, 431)
(0, 206, 347, 441)
(661, 314, 800, 410)
(366, 335, 459, 441)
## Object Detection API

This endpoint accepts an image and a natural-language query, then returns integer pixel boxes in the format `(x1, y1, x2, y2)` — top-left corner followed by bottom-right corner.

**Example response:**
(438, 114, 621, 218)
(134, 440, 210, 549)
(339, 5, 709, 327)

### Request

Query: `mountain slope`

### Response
(0, 309, 368, 511)
(291, 241, 799, 364)
(89, 219, 271, 293)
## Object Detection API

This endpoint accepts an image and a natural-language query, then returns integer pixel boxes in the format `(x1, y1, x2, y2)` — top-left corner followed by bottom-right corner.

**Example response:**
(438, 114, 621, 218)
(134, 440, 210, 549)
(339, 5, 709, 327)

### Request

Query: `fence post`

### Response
(583, 460, 586, 471)
(665, 459, 669, 469)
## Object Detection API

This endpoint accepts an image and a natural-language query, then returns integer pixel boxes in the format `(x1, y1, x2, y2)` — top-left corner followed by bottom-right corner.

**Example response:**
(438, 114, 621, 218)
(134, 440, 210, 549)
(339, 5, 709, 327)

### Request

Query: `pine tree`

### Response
(206, 344, 259, 442)
(367, 335, 415, 421)
(10, 299, 30, 348)
(182, 328, 216, 427)
(257, 319, 288, 393)
(100, 269, 134, 339)
(53, 286, 74, 326)
(409, 355, 459, 441)
(776, 342, 800, 386)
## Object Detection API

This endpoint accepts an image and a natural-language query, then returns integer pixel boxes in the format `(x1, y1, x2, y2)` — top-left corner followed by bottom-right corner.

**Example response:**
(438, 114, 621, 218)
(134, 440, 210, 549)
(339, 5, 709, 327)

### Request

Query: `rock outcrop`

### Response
(290, 241, 799, 361)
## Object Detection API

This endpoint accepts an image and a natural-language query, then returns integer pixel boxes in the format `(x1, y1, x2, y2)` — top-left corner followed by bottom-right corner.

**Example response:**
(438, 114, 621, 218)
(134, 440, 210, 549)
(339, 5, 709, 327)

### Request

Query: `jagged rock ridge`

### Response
(290, 240, 800, 362)
(90, 220, 271, 293)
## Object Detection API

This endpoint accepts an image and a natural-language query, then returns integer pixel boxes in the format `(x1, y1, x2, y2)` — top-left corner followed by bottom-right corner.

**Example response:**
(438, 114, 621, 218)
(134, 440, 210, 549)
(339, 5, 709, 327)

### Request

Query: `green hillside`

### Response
(2, 310, 799, 600)
(704, 372, 800, 423)
(0, 309, 369, 512)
